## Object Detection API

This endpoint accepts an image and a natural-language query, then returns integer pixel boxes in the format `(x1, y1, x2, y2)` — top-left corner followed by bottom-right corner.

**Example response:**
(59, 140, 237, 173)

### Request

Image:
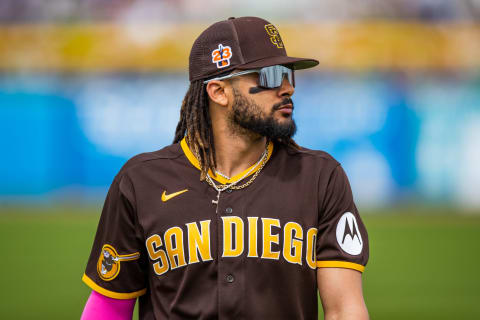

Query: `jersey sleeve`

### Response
(82, 173, 148, 299)
(316, 164, 369, 272)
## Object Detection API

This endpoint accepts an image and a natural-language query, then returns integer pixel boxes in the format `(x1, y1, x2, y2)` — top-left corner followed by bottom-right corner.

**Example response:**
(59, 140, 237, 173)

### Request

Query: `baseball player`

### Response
(81, 16, 369, 320)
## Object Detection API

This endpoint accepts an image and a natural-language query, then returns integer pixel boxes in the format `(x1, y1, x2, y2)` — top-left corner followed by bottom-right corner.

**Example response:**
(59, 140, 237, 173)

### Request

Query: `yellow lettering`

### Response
(222, 216, 244, 257)
(186, 220, 212, 264)
(283, 222, 303, 265)
(146, 234, 169, 275)
(306, 227, 318, 269)
(247, 217, 259, 257)
(261, 218, 280, 260)
(164, 227, 187, 269)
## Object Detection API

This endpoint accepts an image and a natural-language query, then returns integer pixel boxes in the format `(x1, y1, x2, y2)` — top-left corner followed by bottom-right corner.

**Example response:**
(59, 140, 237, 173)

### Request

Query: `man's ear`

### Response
(206, 80, 229, 107)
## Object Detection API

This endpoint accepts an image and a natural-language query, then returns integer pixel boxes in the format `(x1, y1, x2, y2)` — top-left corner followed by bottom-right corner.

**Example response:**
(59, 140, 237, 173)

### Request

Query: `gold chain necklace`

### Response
(206, 143, 269, 191)
(194, 142, 270, 212)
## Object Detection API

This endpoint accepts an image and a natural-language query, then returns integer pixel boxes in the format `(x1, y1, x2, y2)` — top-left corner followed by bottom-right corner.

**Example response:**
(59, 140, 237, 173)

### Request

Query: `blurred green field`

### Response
(0, 206, 479, 319)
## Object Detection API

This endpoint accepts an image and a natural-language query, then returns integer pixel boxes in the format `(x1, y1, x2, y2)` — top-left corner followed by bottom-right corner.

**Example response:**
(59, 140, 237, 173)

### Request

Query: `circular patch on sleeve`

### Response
(97, 244, 121, 281)
(335, 212, 363, 255)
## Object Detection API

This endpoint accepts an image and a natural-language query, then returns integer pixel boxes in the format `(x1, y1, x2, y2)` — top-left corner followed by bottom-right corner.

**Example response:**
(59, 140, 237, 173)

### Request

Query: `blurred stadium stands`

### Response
(1, 0, 480, 22)
(1, 0, 479, 209)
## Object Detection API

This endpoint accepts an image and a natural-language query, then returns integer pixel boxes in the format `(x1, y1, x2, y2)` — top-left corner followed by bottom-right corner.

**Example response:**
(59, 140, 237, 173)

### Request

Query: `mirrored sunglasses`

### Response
(203, 65, 295, 89)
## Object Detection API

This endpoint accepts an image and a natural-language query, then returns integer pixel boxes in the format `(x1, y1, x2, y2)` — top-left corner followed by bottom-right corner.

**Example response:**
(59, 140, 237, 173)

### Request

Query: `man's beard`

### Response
(228, 88, 297, 140)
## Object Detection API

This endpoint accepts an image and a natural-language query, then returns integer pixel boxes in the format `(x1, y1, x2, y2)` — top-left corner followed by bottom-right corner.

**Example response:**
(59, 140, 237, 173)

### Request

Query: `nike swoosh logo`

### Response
(161, 189, 188, 202)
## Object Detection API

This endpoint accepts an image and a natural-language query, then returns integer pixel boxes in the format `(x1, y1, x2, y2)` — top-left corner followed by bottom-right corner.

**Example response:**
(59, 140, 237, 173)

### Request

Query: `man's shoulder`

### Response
(116, 143, 183, 179)
(279, 143, 340, 167)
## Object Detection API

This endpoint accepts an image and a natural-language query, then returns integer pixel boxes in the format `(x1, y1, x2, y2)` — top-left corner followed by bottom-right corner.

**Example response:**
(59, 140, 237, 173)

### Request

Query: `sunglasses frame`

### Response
(203, 65, 295, 89)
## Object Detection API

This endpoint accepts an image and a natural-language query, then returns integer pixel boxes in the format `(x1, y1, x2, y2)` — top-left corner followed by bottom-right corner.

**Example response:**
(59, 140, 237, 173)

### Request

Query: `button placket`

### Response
(217, 188, 245, 319)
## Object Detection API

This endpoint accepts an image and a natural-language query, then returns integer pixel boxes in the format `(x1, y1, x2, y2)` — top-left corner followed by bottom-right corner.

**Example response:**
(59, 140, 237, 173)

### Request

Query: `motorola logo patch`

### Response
(336, 212, 363, 255)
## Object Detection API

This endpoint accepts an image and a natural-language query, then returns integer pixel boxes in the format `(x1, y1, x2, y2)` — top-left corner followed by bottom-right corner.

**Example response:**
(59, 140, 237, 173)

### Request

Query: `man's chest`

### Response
(134, 175, 321, 275)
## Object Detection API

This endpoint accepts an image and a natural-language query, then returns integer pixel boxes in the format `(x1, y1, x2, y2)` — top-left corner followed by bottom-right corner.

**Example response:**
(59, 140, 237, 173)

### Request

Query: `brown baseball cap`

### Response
(189, 16, 319, 82)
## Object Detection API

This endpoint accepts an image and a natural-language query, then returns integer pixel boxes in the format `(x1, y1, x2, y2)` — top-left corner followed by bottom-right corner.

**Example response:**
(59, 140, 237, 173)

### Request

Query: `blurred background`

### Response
(0, 0, 479, 319)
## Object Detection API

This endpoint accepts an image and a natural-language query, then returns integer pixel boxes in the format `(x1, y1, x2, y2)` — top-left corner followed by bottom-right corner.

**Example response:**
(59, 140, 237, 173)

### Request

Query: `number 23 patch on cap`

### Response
(211, 44, 232, 69)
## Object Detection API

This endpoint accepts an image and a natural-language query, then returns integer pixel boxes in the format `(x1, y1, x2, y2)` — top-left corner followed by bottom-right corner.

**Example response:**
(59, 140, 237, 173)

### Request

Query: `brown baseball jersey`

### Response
(83, 137, 369, 319)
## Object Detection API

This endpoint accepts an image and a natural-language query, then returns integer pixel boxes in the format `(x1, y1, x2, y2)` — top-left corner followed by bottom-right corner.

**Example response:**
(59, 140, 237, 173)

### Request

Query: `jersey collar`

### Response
(180, 137, 274, 185)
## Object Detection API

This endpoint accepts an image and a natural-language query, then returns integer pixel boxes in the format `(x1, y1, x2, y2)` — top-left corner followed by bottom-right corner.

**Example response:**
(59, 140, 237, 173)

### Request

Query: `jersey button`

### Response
(226, 189, 233, 193)
(226, 274, 235, 283)
(225, 207, 233, 214)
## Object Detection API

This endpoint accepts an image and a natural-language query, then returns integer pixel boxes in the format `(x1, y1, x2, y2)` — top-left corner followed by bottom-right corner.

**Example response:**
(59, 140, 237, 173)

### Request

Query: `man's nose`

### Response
(277, 76, 294, 97)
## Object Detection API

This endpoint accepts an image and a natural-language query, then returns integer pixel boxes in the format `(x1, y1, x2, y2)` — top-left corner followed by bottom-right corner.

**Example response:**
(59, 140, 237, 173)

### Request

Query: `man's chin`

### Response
(273, 116, 294, 128)
(264, 119, 296, 140)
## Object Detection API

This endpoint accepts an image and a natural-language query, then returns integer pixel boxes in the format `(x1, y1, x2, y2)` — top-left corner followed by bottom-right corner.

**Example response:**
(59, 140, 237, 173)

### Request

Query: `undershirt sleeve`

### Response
(81, 291, 136, 320)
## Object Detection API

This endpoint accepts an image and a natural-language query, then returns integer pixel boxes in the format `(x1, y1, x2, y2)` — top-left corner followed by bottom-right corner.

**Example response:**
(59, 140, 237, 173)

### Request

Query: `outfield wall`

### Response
(1, 72, 479, 207)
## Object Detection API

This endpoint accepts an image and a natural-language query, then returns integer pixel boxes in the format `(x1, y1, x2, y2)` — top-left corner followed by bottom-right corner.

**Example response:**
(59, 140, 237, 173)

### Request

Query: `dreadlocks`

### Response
(173, 79, 300, 181)
(173, 79, 216, 181)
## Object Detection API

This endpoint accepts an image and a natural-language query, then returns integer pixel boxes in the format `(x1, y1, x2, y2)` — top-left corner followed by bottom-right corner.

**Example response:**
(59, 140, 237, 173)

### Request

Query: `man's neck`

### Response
(213, 129, 267, 179)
